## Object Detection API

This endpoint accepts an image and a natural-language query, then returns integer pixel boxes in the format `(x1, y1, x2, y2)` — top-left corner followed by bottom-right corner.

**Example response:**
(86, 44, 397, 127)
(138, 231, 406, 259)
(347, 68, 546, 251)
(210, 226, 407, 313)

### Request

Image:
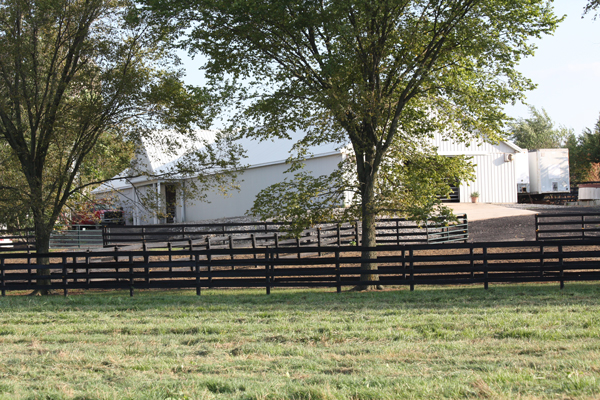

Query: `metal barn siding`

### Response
(459, 154, 518, 203)
(433, 133, 521, 203)
(181, 153, 344, 222)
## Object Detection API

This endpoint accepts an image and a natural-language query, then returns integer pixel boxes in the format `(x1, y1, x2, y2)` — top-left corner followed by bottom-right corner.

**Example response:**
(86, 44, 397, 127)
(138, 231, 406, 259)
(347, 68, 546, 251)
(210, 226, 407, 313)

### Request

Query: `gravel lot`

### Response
(468, 205, 600, 242)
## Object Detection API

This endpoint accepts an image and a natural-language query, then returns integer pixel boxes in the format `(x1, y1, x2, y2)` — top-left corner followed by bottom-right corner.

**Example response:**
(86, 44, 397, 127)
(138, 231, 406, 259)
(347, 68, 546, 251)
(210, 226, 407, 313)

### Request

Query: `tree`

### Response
(509, 106, 571, 150)
(144, 0, 560, 289)
(249, 138, 475, 237)
(566, 114, 600, 183)
(585, 0, 600, 15)
(0, 0, 241, 293)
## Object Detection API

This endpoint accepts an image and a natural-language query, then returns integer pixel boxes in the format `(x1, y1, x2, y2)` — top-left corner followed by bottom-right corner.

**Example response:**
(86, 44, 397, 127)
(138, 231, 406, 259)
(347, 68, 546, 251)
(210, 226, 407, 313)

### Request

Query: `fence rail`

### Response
(50, 226, 103, 248)
(103, 216, 469, 248)
(1, 216, 469, 252)
(536, 213, 600, 240)
(0, 229, 35, 252)
(1, 239, 597, 296)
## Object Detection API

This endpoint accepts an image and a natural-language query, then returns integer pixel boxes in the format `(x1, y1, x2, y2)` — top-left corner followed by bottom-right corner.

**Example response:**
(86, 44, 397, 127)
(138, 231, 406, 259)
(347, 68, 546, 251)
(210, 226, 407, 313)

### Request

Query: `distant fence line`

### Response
(102, 216, 468, 248)
(536, 213, 600, 241)
(1, 239, 598, 296)
(0, 216, 469, 250)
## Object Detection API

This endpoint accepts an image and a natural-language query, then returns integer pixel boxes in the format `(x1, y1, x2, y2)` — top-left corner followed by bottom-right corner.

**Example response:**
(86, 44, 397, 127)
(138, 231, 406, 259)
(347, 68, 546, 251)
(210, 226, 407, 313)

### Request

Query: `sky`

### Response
(181, 0, 599, 135)
(506, 0, 600, 135)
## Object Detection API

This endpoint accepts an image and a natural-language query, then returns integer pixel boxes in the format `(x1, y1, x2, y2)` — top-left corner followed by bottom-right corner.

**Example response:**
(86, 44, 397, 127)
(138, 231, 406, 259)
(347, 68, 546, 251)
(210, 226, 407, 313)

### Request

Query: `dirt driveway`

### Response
(466, 205, 600, 242)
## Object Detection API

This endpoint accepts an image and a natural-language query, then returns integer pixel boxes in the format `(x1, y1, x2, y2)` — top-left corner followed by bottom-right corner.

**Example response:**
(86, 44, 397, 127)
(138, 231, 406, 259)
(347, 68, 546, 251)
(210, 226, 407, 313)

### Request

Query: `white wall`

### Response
(434, 133, 521, 203)
(459, 154, 518, 203)
(178, 153, 343, 222)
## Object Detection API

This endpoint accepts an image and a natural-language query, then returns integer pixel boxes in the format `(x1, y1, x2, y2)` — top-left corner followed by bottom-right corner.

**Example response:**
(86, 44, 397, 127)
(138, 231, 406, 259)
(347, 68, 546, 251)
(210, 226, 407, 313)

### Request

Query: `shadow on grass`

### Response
(2, 282, 600, 312)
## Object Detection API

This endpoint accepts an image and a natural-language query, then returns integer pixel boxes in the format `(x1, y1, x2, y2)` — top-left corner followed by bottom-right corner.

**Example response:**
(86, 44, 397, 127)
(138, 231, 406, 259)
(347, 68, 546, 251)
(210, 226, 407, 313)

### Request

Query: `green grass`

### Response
(1, 284, 600, 399)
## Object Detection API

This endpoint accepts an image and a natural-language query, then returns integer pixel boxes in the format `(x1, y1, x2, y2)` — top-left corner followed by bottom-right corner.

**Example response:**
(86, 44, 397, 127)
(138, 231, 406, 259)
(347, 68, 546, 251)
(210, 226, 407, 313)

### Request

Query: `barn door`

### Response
(165, 185, 177, 223)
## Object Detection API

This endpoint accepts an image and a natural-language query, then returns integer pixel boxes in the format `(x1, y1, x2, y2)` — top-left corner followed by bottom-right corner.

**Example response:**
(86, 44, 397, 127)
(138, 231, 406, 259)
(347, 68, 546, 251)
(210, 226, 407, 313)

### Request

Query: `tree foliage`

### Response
(144, 0, 560, 286)
(0, 0, 239, 258)
(585, 0, 600, 16)
(508, 106, 571, 150)
(249, 141, 475, 237)
(566, 115, 600, 183)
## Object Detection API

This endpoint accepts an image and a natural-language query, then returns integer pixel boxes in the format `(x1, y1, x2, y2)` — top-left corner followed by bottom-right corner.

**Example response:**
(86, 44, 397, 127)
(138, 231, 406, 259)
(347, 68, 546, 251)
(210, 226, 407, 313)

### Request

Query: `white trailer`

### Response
(527, 148, 570, 195)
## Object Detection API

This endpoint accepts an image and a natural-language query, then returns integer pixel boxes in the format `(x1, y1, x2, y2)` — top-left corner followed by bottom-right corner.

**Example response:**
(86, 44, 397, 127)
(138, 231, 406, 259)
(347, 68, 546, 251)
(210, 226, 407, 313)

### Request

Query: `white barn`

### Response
(93, 131, 526, 225)
(435, 133, 527, 203)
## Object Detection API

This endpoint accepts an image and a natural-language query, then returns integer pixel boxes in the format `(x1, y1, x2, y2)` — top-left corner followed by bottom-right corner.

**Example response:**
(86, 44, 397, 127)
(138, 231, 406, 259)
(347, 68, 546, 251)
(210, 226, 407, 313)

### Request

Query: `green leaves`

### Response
(0, 0, 240, 249)
(142, 0, 561, 237)
(509, 106, 572, 150)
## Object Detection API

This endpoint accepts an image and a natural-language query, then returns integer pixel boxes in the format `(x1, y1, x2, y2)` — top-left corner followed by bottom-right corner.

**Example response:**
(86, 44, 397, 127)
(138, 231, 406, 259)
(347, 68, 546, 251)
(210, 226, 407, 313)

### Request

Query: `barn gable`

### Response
(432, 132, 526, 203)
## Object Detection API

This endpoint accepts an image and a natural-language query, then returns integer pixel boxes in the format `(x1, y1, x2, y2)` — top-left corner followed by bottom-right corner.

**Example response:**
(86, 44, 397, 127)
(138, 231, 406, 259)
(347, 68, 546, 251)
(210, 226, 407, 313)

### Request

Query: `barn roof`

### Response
(94, 129, 522, 194)
(93, 130, 343, 193)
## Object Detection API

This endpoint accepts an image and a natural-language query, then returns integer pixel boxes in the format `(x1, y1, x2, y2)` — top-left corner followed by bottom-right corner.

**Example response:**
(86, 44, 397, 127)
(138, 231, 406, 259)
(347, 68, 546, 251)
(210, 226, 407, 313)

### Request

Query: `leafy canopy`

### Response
(566, 114, 600, 183)
(144, 0, 560, 233)
(0, 0, 241, 250)
(508, 106, 572, 150)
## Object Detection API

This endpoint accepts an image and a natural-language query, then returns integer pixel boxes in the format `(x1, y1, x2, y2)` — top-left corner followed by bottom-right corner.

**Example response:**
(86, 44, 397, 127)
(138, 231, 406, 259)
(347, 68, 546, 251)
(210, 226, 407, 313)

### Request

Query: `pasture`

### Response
(1, 284, 599, 399)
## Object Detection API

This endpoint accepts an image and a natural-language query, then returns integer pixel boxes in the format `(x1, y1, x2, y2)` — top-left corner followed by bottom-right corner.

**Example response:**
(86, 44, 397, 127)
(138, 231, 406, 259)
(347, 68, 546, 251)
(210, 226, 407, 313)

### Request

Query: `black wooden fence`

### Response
(536, 213, 600, 240)
(0, 229, 35, 252)
(1, 239, 598, 296)
(102, 216, 469, 248)
(1, 216, 468, 251)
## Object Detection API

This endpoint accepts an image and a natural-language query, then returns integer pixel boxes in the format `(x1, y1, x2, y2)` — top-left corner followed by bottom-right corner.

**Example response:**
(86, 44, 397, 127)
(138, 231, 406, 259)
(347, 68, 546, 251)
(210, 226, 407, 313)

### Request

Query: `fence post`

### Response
(86, 250, 91, 286)
(409, 247, 414, 291)
(317, 228, 322, 256)
(540, 244, 545, 279)
(252, 234, 258, 268)
(396, 219, 400, 246)
(582, 215, 586, 239)
(274, 233, 280, 259)
(168, 242, 173, 273)
(27, 250, 32, 287)
(113, 246, 121, 285)
(401, 248, 406, 280)
(195, 253, 201, 296)
(143, 243, 149, 283)
(355, 221, 360, 246)
(207, 238, 212, 288)
(470, 247, 475, 280)
(336, 249, 341, 293)
(189, 238, 193, 261)
(483, 246, 488, 290)
(296, 236, 301, 259)
(559, 244, 564, 289)
(229, 235, 235, 270)
(62, 256, 68, 297)
(265, 249, 271, 295)
(129, 259, 134, 297)
(1, 257, 5, 296)
(337, 224, 341, 246)
(72, 255, 77, 284)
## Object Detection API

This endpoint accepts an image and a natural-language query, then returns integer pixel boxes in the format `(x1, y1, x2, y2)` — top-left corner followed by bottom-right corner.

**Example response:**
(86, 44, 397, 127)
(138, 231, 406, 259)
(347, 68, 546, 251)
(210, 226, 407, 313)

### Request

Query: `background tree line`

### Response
(509, 106, 600, 184)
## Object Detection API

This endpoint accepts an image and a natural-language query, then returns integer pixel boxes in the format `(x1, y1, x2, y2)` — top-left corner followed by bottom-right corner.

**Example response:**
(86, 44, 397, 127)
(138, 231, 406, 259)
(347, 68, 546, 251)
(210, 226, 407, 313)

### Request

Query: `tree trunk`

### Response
(354, 172, 381, 291)
(30, 218, 52, 296)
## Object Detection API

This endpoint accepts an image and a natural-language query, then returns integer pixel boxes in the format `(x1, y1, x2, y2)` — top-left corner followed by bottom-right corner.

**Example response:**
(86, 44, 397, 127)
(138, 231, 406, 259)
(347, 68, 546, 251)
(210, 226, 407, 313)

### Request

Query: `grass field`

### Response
(1, 284, 599, 399)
